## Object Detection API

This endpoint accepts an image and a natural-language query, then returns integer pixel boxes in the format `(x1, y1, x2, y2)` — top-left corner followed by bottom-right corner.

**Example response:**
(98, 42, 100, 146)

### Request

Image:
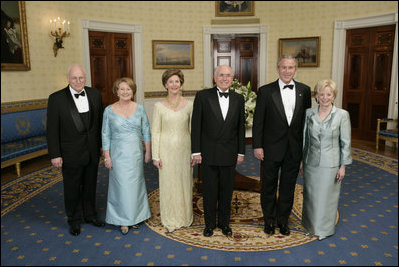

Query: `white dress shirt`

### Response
(217, 87, 229, 120)
(279, 79, 296, 126)
(69, 86, 89, 113)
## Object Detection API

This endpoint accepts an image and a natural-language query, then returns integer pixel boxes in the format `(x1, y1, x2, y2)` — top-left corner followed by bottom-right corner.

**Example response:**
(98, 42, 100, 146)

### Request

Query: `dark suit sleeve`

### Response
(46, 93, 61, 159)
(191, 91, 202, 154)
(252, 86, 266, 149)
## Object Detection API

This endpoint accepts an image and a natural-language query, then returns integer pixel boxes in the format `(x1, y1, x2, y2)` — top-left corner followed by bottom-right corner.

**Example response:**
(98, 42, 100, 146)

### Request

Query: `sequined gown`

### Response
(151, 101, 193, 232)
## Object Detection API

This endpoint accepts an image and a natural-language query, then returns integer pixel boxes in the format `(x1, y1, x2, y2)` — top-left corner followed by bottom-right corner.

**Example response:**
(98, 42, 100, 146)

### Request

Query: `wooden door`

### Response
(213, 36, 258, 92)
(343, 25, 395, 141)
(89, 31, 133, 107)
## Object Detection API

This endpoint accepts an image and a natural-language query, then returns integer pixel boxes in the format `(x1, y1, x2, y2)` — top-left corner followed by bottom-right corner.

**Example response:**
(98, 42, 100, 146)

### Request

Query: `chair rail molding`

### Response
(332, 12, 398, 120)
(203, 25, 268, 89)
(81, 19, 144, 104)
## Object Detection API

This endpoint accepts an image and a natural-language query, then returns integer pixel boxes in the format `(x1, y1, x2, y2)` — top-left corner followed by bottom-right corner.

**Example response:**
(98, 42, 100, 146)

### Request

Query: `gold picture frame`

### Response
(1, 1, 30, 71)
(152, 40, 194, 69)
(215, 1, 254, 17)
(279, 37, 320, 67)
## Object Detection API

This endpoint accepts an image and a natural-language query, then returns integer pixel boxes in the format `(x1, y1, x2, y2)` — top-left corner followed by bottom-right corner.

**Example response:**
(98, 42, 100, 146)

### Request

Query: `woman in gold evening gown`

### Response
(151, 69, 193, 233)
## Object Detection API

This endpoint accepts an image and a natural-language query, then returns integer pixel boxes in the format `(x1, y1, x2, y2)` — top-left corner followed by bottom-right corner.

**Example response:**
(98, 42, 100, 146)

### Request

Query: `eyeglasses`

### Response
(217, 74, 233, 78)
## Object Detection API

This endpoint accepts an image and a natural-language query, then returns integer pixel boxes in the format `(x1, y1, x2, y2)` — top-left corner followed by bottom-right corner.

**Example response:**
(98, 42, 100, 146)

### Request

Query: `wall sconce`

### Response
(49, 17, 70, 57)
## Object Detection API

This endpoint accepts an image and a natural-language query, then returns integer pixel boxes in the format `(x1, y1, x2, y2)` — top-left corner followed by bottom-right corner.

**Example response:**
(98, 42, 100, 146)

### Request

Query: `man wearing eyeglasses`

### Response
(46, 64, 105, 236)
(191, 65, 246, 238)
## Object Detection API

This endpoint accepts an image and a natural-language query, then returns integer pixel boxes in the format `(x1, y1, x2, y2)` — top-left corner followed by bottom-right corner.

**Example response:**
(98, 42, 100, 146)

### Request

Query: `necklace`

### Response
(118, 101, 131, 117)
(166, 94, 181, 109)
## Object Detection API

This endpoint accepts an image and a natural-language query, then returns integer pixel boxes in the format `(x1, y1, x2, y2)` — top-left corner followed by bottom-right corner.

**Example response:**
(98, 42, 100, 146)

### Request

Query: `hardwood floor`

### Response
(1, 139, 397, 185)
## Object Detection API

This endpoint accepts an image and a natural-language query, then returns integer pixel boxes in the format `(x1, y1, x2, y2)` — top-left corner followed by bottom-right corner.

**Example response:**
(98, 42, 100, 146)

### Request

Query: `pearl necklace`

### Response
(166, 94, 181, 109)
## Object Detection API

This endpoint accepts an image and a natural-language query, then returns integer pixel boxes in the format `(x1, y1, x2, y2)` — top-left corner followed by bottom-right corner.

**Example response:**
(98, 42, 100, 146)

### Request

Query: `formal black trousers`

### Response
(201, 163, 236, 229)
(261, 150, 300, 226)
(62, 156, 99, 225)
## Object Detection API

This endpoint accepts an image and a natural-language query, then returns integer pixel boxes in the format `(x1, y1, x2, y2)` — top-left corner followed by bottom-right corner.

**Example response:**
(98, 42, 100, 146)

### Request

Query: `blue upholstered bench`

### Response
(1, 99, 48, 176)
(376, 118, 398, 150)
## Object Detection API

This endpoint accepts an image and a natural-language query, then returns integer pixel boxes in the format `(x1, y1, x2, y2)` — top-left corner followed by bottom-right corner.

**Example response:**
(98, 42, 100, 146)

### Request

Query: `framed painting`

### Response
(215, 1, 254, 17)
(279, 37, 320, 67)
(1, 1, 30, 71)
(152, 40, 194, 69)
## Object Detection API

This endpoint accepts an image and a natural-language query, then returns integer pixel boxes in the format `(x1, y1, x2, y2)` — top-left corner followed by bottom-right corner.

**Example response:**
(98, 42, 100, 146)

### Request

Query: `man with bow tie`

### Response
(47, 64, 105, 236)
(191, 65, 246, 238)
(252, 55, 311, 236)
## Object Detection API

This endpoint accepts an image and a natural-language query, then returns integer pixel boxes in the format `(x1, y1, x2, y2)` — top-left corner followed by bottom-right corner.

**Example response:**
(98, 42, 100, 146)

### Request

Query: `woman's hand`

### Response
(153, 159, 162, 169)
(104, 157, 112, 169)
(336, 165, 346, 182)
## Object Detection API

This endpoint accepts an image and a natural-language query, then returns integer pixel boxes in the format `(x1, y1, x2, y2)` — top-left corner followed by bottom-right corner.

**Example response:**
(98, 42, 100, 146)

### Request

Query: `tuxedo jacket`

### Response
(191, 87, 246, 166)
(46, 86, 103, 167)
(252, 79, 311, 162)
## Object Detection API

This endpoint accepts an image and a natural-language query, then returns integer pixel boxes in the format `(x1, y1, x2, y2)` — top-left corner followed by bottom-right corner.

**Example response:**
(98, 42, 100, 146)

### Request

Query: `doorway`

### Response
(343, 24, 395, 141)
(88, 31, 133, 108)
(212, 35, 258, 92)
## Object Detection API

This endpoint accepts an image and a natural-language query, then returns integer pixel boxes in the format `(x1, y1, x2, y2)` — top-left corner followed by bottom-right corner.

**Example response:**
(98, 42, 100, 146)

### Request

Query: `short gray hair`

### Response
(66, 64, 86, 78)
(277, 55, 298, 68)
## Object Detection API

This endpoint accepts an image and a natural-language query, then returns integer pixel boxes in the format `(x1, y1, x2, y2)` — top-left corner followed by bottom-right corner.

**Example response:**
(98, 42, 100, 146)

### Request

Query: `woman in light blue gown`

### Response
(301, 79, 352, 241)
(102, 77, 151, 235)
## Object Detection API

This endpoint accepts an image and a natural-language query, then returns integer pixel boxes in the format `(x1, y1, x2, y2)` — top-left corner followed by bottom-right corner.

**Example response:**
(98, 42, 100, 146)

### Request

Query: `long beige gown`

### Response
(151, 101, 193, 232)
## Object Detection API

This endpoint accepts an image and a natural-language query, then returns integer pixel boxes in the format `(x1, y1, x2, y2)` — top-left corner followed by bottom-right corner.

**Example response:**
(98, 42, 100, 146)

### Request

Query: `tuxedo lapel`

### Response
(271, 82, 288, 123)
(64, 87, 86, 133)
(85, 87, 95, 130)
(224, 92, 237, 123)
(208, 88, 224, 122)
(292, 81, 304, 123)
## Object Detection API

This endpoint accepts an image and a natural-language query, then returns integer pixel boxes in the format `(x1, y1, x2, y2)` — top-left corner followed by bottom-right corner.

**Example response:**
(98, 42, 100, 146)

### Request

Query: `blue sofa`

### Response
(1, 99, 48, 176)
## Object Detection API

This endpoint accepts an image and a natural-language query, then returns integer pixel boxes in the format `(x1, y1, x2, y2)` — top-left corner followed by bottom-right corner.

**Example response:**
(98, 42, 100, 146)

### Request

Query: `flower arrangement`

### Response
(229, 79, 257, 128)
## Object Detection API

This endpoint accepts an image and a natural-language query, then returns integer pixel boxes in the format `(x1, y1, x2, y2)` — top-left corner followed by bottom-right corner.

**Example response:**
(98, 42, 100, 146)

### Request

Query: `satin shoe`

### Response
(121, 226, 129, 235)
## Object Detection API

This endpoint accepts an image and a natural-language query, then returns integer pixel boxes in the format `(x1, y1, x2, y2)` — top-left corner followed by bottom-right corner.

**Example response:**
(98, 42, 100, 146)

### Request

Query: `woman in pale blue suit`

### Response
(300, 79, 352, 240)
(102, 77, 151, 235)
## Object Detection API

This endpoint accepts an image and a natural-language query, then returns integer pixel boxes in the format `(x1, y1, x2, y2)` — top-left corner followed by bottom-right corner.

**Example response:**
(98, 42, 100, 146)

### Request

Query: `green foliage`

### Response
(229, 79, 257, 128)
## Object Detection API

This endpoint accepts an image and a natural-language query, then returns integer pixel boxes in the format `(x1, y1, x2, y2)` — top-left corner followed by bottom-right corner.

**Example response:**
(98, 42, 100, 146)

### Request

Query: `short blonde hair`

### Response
(113, 77, 137, 100)
(314, 79, 337, 101)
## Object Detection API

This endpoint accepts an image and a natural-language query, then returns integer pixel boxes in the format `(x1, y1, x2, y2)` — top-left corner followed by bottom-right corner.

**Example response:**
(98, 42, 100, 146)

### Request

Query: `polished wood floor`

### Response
(1, 139, 397, 185)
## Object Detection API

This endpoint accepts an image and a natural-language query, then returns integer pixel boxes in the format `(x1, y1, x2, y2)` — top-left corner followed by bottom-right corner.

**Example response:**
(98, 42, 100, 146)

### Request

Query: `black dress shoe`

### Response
(85, 218, 105, 227)
(220, 226, 232, 237)
(278, 224, 290, 236)
(69, 224, 81, 236)
(264, 223, 275, 235)
(203, 227, 214, 237)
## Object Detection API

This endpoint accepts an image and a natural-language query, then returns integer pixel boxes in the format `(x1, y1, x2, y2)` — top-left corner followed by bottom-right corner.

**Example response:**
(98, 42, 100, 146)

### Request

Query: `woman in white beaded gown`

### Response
(151, 69, 194, 232)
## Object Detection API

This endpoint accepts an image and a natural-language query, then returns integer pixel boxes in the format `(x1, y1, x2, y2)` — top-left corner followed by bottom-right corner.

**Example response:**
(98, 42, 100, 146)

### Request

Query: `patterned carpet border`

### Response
(145, 185, 319, 252)
(1, 166, 62, 217)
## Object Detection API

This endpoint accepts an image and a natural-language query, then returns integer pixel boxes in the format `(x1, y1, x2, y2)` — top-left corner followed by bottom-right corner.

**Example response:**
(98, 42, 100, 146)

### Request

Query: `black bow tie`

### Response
(218, 91, 229, 98)
(283, 84, 294, 90)
(74, 91, 86, 98)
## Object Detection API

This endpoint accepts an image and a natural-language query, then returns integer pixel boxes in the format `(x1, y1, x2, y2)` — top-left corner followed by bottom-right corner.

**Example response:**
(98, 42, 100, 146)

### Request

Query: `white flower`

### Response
(229, 79, 257, 128)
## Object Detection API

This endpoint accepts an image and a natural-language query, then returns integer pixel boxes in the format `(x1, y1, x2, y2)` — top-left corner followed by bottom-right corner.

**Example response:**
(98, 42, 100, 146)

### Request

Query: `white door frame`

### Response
(332, 12, 398, 120)
(203, 25, 268, 88)
(81, 19, 144, 104)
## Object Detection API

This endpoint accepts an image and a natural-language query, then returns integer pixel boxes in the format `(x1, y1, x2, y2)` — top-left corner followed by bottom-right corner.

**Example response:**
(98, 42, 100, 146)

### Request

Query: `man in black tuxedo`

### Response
(252, 55, 311, 236)
(46, 64, 105, 236)
(191, 65, 246, 237)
